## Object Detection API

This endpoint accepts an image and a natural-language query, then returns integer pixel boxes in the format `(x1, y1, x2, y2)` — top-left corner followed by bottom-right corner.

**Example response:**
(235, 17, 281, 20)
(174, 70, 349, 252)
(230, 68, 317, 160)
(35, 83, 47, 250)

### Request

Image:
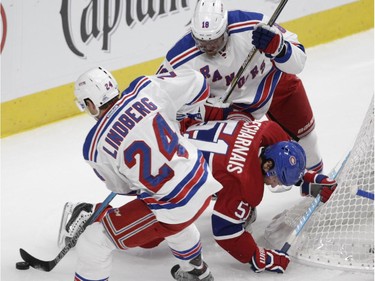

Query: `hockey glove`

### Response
(299, 170, 337, 203)
(252, 23, 285, 58)
(203, 97, 232, 121)
(179, 117, 200, 133)
(250, 247, 290, 273)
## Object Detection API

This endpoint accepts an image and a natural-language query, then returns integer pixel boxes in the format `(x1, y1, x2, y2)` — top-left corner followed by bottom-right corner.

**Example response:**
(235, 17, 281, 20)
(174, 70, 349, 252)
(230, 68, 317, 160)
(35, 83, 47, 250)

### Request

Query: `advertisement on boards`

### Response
(1, 0, 356, 102)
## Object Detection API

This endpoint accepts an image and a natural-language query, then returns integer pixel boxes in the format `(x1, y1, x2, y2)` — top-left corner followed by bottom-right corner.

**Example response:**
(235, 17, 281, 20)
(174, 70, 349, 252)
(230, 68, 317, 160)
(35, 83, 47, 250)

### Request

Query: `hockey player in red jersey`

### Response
(183, 118, 336, 273)
(157, 0, 324, 174)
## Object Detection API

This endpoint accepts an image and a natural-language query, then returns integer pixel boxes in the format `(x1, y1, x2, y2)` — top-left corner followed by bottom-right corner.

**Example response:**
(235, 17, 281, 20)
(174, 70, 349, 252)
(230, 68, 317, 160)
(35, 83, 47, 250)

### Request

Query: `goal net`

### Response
(264, 98, 374, 271)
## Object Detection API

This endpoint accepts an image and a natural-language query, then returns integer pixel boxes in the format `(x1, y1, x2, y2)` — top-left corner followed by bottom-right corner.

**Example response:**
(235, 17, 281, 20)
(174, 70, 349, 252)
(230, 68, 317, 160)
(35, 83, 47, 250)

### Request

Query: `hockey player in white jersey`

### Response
(68, 66, 223, 281)
(156, 0, 323, 173)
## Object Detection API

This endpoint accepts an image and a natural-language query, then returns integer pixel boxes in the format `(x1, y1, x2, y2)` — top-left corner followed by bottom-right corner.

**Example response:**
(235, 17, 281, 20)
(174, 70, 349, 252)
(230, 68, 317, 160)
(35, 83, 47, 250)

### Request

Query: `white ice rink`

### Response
(1, 29, 374, 281)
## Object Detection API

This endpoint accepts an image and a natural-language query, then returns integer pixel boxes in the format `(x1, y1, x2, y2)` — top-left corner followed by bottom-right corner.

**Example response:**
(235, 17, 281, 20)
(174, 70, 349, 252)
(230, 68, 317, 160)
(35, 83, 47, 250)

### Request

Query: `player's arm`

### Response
(212, 194, 290, 273)
(212, 195, 257, 263)
(157, 69, 231, 123)
(155, 58, 174, 74)
(155, 32, 195, 75)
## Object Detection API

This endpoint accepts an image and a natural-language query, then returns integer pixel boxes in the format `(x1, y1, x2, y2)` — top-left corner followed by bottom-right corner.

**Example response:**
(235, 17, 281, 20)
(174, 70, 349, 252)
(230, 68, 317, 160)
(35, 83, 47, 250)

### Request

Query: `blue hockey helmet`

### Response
(263, 141, 306, 186)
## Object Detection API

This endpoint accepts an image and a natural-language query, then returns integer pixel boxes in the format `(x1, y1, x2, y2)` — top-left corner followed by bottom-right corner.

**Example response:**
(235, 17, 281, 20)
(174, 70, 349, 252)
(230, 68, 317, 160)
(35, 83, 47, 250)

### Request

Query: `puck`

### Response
(16, 261, 30, 270)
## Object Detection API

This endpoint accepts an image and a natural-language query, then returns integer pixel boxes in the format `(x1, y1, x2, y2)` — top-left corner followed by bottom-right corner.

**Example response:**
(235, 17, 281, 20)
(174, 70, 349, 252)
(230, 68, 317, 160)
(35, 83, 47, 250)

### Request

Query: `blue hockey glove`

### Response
(252, 23, 285, 58)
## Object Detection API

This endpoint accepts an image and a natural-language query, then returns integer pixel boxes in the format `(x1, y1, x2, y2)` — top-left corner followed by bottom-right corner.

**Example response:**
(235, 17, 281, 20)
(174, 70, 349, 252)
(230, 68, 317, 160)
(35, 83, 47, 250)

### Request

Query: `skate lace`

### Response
(67, 212, 91, 237)
(65, 204, 93, 237)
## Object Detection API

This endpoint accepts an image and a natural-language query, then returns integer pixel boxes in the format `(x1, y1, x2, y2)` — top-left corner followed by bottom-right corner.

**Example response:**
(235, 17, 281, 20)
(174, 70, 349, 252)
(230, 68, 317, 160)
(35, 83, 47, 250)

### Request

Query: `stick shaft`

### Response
(281, 195, 321, 253)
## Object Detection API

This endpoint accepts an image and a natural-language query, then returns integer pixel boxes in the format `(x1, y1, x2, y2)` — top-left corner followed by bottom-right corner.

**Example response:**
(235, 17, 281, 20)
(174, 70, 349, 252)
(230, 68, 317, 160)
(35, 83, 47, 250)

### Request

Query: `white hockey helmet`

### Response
(191, 0, 228, 41)
(74, 66, 119, 119)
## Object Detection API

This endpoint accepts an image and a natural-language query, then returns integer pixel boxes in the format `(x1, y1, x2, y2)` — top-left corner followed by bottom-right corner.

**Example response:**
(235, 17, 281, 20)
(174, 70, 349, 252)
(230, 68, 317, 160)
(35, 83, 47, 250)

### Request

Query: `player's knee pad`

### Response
(75, 222, 116, 280)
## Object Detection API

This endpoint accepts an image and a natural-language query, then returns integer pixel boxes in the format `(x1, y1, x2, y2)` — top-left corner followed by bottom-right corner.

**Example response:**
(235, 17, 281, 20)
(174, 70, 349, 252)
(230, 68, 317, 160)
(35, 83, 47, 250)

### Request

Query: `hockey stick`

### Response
(222, 0, 288, 103)
(19, 191, 117, 272)
(280, 183, 375, 254)
(280, 194, 321, 253)
(280, 152, 349, 253)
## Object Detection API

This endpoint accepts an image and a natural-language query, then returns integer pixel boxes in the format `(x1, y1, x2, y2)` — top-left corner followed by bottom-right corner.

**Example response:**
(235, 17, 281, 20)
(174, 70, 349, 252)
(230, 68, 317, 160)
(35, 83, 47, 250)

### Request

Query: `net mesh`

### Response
(265, 98, 374, 271)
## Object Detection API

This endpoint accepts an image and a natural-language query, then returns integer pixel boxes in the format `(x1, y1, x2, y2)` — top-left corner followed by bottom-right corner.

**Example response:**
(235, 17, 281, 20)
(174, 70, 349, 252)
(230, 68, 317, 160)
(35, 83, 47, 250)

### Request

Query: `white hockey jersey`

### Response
(82, 69, 222, 224)
(157, 10, 307, 119)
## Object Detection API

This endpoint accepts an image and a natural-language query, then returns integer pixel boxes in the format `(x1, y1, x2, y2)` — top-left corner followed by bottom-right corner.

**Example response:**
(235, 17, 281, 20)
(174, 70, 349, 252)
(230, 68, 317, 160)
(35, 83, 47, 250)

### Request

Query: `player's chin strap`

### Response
(222, 0, 289, 103)
(19, 192, 117, 272)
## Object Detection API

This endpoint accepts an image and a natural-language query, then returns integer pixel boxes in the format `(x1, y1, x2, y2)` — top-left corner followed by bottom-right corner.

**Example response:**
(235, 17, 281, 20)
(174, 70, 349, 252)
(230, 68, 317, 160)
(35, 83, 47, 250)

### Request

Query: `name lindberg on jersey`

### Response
(227, 121, 262, 174)
(103, 97, 158, 159)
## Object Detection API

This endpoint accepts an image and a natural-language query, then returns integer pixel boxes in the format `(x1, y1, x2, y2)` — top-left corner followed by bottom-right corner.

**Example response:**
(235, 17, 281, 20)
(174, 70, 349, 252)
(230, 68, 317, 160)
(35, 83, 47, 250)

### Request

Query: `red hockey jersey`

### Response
(184, 119, 290, 263)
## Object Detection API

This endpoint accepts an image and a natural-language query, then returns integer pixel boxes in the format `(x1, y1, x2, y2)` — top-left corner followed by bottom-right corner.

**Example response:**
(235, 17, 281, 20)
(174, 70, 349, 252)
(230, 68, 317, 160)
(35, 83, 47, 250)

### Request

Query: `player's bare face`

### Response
(195, 35, 226, 56)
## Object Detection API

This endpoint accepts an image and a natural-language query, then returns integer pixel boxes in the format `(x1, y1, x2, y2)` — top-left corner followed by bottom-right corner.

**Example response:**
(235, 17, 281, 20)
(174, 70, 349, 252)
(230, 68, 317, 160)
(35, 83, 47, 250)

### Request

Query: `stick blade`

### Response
(19, 248, 56, 272)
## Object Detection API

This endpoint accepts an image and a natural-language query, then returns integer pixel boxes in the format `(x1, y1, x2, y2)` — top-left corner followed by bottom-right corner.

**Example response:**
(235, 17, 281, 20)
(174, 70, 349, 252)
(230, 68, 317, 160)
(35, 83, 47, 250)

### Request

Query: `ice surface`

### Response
(1, 30, 373, 281)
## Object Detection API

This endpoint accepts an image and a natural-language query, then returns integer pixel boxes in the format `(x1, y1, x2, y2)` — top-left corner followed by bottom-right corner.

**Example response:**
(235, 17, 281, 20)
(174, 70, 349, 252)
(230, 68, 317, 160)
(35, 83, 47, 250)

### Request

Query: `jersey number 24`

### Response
(124, 113, 188, 192)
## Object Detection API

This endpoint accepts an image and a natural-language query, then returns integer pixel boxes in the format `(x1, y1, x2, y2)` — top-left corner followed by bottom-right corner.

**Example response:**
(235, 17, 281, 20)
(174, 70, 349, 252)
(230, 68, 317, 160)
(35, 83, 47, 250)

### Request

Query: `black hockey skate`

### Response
(57, 202, 93, 248)
(171, 254, 214, 281)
